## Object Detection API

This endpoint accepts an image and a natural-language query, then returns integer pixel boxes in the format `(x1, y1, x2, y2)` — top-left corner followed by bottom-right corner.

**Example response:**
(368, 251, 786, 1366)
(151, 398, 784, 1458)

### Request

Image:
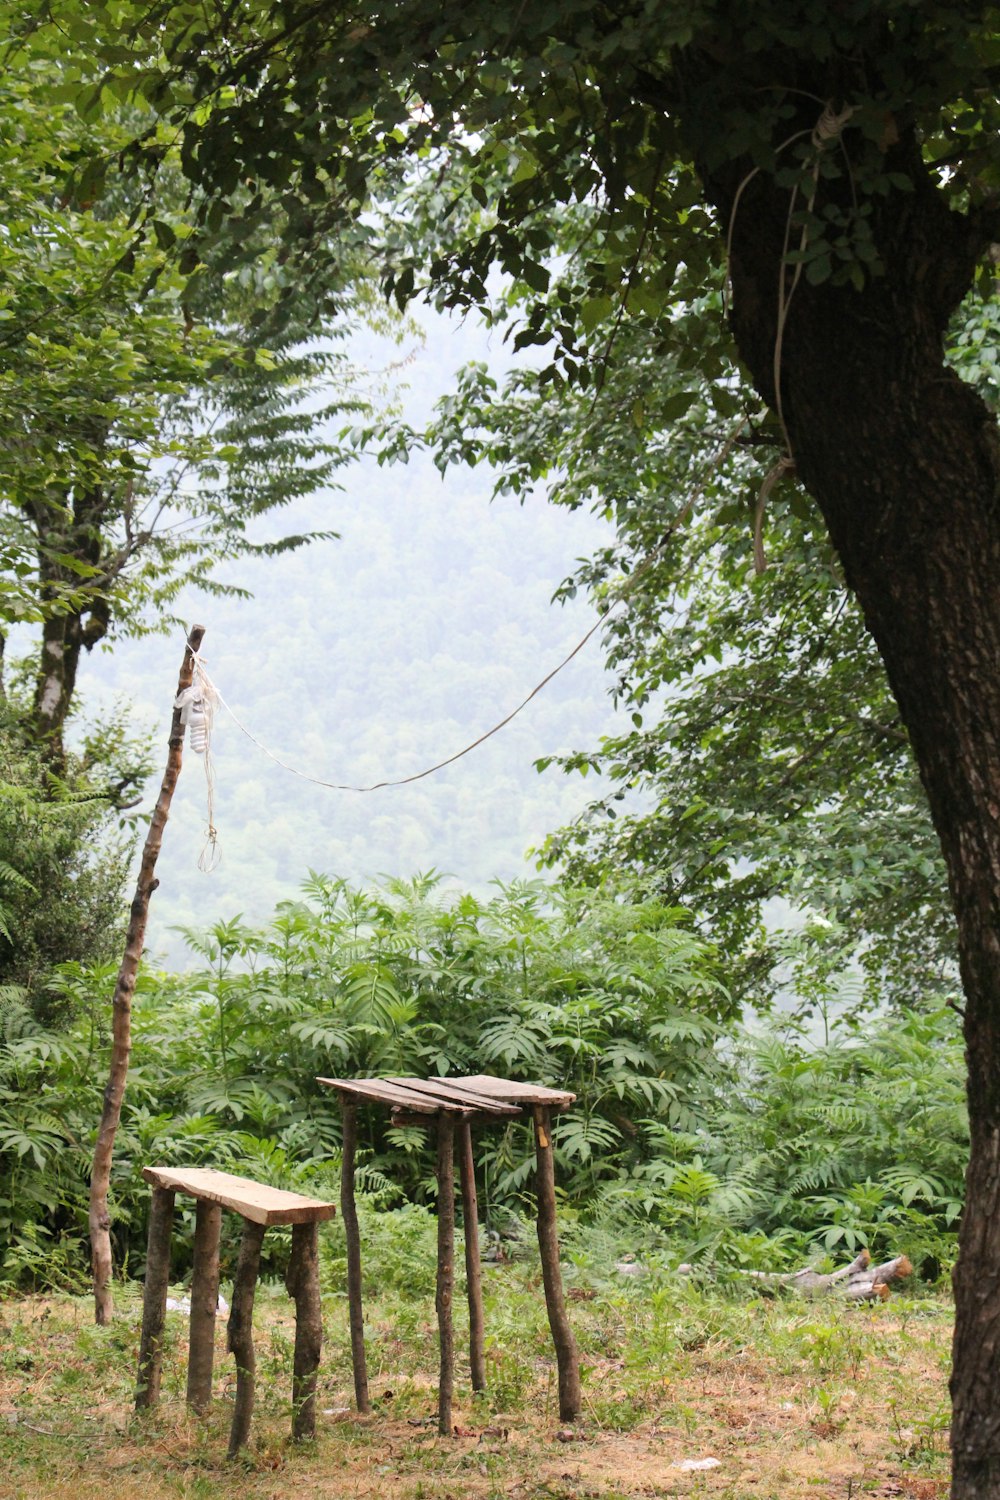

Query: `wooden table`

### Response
(317, 1073, 581, 1430)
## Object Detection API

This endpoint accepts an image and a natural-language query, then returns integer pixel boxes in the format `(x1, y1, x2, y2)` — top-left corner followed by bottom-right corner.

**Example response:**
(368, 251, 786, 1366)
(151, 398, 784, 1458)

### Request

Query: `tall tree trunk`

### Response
(89, 624, 205, 1324)
(31, 481, 113, 767)
(696, 107, 1000, 1499)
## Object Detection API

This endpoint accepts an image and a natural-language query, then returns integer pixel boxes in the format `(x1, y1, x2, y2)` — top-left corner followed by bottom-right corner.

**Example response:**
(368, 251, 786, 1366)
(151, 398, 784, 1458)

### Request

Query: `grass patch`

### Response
(0, 1262, 951, 1500)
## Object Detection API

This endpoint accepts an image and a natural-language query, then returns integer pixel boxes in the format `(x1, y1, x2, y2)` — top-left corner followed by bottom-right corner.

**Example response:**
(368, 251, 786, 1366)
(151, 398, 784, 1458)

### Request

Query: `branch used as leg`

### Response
(533, 1105, 581, 1422)
(436, 1113, 456, 1437)
(340, 1099, 370, 1413)
(227, 1219, 265, 1458)
(135, 1186, 174, 1411)
(285, 1222, 322, 1440)
(187, 1198, 222, 1413)
(458, 1118, 487, 1392)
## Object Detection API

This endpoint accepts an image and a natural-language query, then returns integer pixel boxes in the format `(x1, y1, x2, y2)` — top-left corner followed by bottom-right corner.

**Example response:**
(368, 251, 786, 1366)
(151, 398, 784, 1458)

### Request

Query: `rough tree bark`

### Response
(458, 1118, 487, 1392)
(682, 78, 1000, 1499)
(340, 1099, 370, 1412)
(285, 1222, 323, 1440)
(227, 1218, 265, 1458)
(533, 1105, 581, 1423)
(435, 1114, 456, 1437)
(30, 482, 113, 769)
(88, 624, 205, 1324)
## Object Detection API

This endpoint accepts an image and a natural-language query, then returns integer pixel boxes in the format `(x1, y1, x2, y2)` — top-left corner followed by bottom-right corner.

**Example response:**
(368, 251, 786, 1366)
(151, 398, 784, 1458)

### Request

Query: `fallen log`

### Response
(743, 1248, 913, 1300)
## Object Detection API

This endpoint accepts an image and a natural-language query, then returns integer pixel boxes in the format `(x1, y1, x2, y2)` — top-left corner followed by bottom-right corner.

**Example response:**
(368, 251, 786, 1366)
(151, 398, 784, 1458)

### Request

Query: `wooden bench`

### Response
(135, 1166, 336, 1455)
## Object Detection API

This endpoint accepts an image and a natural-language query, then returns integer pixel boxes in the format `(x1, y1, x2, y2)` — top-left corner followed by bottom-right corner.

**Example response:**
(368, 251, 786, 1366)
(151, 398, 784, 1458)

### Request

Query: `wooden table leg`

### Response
(436, 1113, 456, 1436)
(135, 1185, 175, 1411)
(533, 1105, 581, 1422)
(285, 1222, 322, 1440)
(458, 1118, 487, 1392)
(187, 1198, 222, 1413)
(227, 1219, 265, 1458)
(340, 1100, 370, 1413)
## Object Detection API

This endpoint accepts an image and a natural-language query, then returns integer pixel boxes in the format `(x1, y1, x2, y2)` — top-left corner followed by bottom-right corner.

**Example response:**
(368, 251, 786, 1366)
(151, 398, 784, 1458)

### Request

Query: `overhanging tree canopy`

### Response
(22, 1, 1000, 1491)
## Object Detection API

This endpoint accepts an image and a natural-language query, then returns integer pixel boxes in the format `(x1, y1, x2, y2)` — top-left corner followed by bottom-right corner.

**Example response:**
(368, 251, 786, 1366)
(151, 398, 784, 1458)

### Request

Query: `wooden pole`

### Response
(285, 1222, 323, 1440)
(227, 1218, 265, 1458)
(436, 1113, 456, 1437)
(457, 1118, 487, 1392)
(186, 1198, 222, 1412)
(532, 1105, 581, 1422)
(89, 623, 206, 1325)
(135, 1186, 174, 1411)
(340, 1100, 370, 1412)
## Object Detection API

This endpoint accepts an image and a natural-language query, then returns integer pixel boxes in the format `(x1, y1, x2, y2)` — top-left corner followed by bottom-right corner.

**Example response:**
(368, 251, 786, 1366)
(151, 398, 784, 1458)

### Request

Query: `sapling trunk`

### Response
(89, 625, 205, 1325)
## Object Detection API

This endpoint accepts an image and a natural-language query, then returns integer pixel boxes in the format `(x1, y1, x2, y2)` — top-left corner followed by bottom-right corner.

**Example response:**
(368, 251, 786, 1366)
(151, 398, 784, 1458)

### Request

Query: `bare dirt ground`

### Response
(0, 1284, 951, 1500)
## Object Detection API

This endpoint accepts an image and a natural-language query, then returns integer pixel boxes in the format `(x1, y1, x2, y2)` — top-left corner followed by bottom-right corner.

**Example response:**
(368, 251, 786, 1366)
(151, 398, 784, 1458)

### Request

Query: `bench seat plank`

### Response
(142, 1167, 336, 1226)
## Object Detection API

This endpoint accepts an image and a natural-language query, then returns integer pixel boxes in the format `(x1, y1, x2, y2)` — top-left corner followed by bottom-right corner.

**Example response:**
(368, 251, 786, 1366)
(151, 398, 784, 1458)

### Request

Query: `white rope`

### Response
(175, 668, 221, 870)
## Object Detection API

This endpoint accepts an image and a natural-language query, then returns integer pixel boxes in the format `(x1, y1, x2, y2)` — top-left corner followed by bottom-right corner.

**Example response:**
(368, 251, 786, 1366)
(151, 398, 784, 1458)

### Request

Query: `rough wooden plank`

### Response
(142, 1167, 336, 1226)
(453, 1074, 577, 1110)
(317, 1077, 467, 1113)
(386, 1077, 522, 1115)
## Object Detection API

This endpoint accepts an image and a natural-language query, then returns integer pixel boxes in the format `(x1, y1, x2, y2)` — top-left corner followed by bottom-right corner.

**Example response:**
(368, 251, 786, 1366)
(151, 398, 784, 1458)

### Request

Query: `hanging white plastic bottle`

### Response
(175, 685, 209, 755)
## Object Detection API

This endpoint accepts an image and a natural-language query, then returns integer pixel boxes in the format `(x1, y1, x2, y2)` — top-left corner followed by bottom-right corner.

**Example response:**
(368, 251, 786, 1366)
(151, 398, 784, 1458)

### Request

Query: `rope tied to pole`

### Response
(175, 666, 221, 871)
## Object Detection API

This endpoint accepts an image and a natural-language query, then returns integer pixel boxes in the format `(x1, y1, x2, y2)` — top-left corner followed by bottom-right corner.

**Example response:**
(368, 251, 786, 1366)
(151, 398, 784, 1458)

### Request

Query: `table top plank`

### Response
(143, 1167, 336, 1226)
(451, 1074, 576, 1109)
(317, 1077, 468, 1112)
(385, 1077, 523, 1116)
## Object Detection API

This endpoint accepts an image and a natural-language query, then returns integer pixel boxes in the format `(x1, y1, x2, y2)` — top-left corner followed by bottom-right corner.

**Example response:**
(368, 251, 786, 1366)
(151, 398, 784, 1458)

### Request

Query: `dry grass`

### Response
(0, 1274, 952, 1500)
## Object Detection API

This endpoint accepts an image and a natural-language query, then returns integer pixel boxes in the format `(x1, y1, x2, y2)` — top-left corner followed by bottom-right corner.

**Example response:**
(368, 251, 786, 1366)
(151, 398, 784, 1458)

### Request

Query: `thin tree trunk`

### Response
(689, 96, 1000, 1498)
(285, 1222, 322, 1440)
(458, 1118, 487, 1392)
(135, 1186, 174, 1410)
(186, 1198, 222, 1412)
(227, 1218, 265, 1458)
(340, 1100, 370, 1412)
(533, 1106, 580, 1422)
(88, 624, 205, 1324)
(436, 1114, 455, 1437)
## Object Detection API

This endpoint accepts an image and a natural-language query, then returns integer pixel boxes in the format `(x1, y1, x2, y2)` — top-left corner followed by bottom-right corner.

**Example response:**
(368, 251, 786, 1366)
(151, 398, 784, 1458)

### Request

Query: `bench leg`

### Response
(533, 1105, 581, 1422)
(285, 1222, 322, 1440)
(436, 1114, 456, 1437)
(458, 1119, 487, 1392)
(227, 1219, 265, 1458)
(187, 1198, 222, 1413)
(136, 1186, 175, 1410)
(340, 1100, 370, 1412)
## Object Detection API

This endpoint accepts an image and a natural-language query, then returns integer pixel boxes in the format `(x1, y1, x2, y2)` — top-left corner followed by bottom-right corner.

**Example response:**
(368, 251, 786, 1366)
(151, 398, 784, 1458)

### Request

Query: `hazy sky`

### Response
(81, 308, 623, 961)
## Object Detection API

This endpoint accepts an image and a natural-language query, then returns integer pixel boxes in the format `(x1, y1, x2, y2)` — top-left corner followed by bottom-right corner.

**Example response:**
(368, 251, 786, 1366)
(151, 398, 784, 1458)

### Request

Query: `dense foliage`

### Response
(0, 695, 139, 1024)
(0, 39, 401, 767)
(0, 875, 966, 1293)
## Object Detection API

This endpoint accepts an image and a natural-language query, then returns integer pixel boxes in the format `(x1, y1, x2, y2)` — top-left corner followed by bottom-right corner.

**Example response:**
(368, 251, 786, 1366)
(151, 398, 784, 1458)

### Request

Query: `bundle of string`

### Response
(175, 669, 221, 872)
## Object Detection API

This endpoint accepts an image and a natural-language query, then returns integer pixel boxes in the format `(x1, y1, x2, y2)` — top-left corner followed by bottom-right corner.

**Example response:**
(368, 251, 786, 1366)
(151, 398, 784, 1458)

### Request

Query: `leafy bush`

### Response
(0, 873, 968, 1291)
